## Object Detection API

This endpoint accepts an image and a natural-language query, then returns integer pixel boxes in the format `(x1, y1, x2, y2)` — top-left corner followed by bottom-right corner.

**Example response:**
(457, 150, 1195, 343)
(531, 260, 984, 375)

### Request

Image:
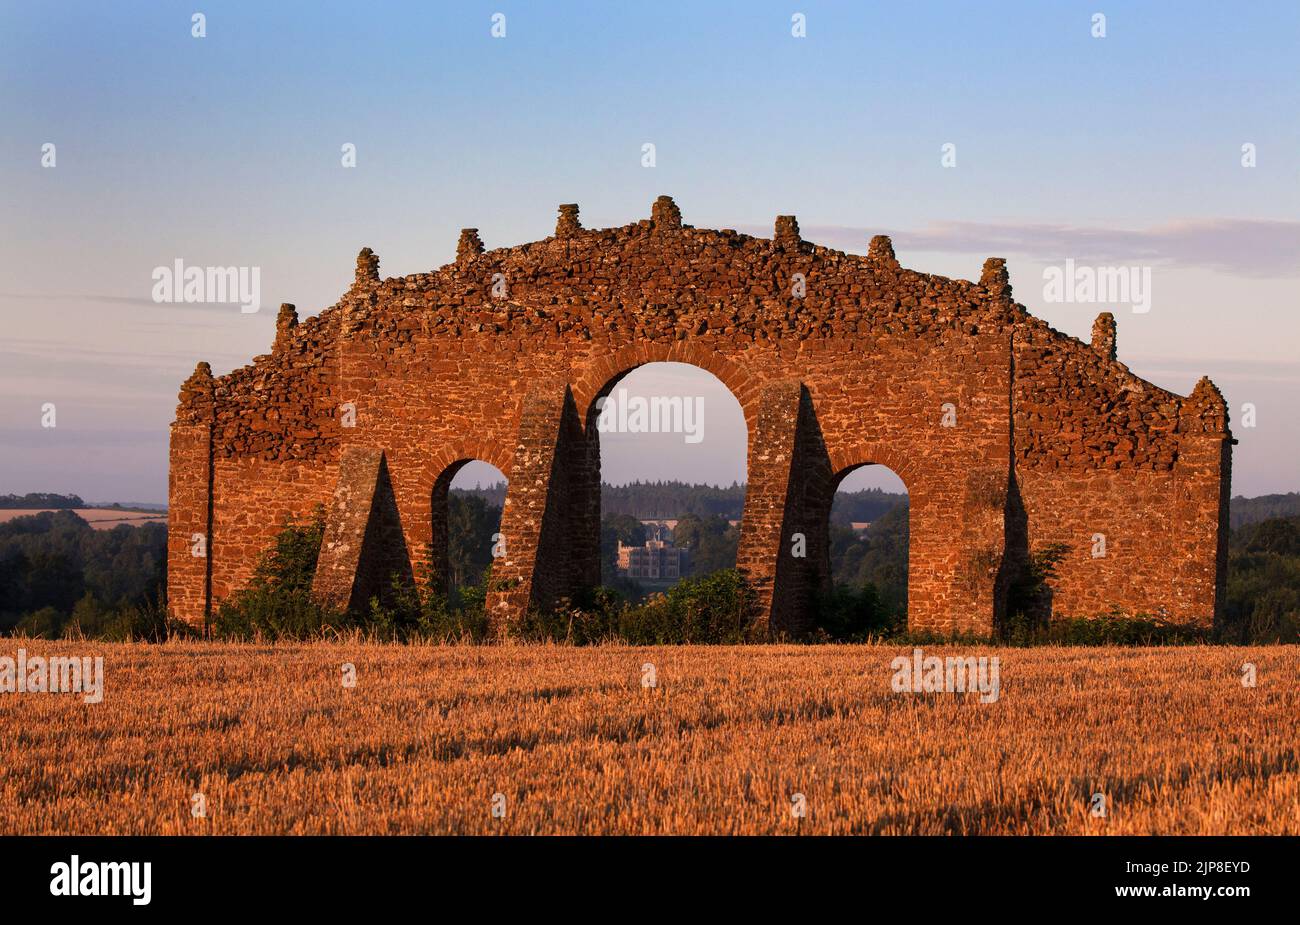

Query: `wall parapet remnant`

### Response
(168, 196, 1231, 638)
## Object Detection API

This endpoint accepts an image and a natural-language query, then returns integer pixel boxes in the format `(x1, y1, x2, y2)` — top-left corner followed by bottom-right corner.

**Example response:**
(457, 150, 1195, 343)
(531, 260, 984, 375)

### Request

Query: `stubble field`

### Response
(0, 640, 1296, 835)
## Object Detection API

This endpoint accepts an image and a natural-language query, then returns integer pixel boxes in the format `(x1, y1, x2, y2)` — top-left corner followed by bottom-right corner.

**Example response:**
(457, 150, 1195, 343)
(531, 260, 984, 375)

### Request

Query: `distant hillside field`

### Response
(0, 509, 167, 529)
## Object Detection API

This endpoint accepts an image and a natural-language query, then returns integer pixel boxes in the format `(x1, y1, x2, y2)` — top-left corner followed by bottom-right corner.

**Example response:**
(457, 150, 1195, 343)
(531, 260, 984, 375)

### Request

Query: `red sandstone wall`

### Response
(167, 199, 1229, 635)
(1012, 317, 1230, 623)
(208, 458, 337, 607)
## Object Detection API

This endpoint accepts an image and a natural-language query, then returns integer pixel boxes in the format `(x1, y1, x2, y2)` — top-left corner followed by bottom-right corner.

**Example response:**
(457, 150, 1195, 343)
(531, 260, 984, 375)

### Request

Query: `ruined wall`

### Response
(1012, 316, 1231, 621)
(168, 197, 1231, 636)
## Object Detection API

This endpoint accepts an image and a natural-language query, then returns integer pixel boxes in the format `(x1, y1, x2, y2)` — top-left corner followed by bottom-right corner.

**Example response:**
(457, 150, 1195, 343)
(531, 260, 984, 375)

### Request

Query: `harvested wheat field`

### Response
(0, 640, 1296, 835)
(0, 509, 167, 529)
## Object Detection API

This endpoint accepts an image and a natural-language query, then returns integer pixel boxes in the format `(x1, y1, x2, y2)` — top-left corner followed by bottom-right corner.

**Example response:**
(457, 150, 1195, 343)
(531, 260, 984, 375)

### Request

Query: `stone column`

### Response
(1175, 377, 1233, 626)
(312, 447, 413, 613)
(167, 363, 215, 631)
(735, 381, 834, 638)
(486, 385, 586, 633)
(1091, 312, 1117, 362)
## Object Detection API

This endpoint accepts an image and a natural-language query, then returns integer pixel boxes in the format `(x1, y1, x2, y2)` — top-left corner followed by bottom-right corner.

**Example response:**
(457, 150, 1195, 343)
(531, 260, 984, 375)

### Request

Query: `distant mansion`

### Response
(617, 522, 689, 581)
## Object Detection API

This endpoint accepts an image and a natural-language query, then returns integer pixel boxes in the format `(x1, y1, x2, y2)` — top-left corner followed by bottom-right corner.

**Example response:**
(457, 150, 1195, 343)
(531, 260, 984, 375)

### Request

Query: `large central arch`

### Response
(584, 359, 747, 593)
(168, 198, 1232, 637)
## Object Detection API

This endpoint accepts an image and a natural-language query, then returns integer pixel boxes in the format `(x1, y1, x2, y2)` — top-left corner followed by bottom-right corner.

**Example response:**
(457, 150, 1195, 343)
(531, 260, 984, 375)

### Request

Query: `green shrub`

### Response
(396, 572, 490, 642)
(215, 518, 497, 642)
(1223, 527, 1300, 643)
(617, 569, 755, 644)
(989, 611, 1208, 647)
(212, 511, 351, 640)
(999, 542, 1070, 642)
(812, 582, 902, 641)
(506, 570, 757, 644)
(13, 606, 64, 639)
(61, 589, 180, 642)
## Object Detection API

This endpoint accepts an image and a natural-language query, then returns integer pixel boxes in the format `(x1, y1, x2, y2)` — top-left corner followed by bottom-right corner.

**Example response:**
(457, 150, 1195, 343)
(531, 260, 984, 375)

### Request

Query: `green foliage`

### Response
(617, 569, 756, 644)
(601, 513, 646, 566)
(60, 589, 177, 642)
(673, 512, 739, 576)
(215, 518, 495, 642)
(812, 583, 902, 641)
(1233, 515, 1300, 557)
(891, 614, 1209, 647)
(212, 511, 349, 640)
(1223, 515, 1300, 643)
(364, 565, 492, 643)
(411, 587, 490, 641)
(515, 586, 617, 645)
(447, 493, 501, 590)
(1010, 612, 1209, 646)
(999, 542, 1070, 642)
(511, 569, 757, 644)
(828, 503, 909, 615)
(0, 509, 170, 639)
(829, 487, 909, 526)
(13, 606, 64, 638)
(0, 492, 85, 509)
(599, 481, 747, 520)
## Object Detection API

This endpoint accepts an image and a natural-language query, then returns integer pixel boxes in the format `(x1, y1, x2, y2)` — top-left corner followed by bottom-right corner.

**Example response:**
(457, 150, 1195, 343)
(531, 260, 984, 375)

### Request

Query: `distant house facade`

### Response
(617, 527, 689, 581)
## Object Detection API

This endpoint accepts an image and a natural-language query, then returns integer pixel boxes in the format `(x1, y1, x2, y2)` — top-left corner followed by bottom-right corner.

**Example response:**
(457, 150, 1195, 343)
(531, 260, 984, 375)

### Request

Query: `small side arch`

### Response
(407, 441, 513, 596)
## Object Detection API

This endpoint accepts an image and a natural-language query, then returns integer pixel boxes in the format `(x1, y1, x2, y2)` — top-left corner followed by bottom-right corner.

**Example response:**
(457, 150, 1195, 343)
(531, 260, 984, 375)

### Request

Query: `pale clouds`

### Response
(783, 219, 1300, 279)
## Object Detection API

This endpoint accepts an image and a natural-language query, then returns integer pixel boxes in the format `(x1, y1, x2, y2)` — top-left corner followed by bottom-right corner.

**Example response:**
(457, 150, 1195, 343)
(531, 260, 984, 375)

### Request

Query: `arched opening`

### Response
(430, 459, 507, 600)
(817, 463, 909, 638)
(586, 361, 748, 603)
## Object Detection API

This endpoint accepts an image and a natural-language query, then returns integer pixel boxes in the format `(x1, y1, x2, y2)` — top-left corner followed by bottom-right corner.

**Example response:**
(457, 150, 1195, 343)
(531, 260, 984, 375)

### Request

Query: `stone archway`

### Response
(169, 198, 1232, 637)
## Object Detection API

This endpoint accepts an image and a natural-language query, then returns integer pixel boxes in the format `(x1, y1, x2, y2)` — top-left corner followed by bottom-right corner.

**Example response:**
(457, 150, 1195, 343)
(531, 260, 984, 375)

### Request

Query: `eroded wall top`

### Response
(175, 198, 1228, 470)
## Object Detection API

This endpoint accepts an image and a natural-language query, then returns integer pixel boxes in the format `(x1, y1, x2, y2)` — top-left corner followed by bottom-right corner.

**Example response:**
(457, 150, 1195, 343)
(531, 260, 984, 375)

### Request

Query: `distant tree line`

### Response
(3, 485, 1298, 644)
(0, 492, 85, 509)
(455, 480, 906, 525)
(599, 481, 746, 519)
(0, 510, 170, 639)
(1229, 493, 1300, 529)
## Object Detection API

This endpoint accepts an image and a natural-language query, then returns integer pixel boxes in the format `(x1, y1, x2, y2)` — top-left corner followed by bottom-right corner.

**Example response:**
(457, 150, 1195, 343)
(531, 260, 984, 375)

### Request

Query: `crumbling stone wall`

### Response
(168, 197, 1232, 637)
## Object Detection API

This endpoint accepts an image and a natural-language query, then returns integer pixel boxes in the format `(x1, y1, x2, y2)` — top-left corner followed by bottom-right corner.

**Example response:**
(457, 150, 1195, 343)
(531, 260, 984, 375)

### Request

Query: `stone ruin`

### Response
(168, 197, 1232, 637)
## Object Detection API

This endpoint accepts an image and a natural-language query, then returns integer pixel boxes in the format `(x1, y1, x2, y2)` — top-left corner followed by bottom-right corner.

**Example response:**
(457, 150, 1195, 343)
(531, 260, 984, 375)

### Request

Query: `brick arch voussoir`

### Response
(418, 440, 514, 500)
(828, 443, 919, 496)
(572, 340, 760, 431)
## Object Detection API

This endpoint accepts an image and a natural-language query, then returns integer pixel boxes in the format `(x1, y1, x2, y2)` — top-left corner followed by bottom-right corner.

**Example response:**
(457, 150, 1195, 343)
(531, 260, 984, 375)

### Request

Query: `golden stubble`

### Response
(0, 640, 1295, 835)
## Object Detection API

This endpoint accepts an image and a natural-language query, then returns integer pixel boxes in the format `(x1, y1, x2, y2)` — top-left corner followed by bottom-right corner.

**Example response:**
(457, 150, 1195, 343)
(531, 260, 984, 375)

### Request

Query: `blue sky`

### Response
(1, 1, 1297, 500)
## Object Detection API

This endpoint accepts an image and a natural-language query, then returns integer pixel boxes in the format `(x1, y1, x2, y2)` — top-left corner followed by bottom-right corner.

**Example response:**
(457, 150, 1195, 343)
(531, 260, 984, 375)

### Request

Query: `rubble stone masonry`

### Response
(168, 198, 1232, 637)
